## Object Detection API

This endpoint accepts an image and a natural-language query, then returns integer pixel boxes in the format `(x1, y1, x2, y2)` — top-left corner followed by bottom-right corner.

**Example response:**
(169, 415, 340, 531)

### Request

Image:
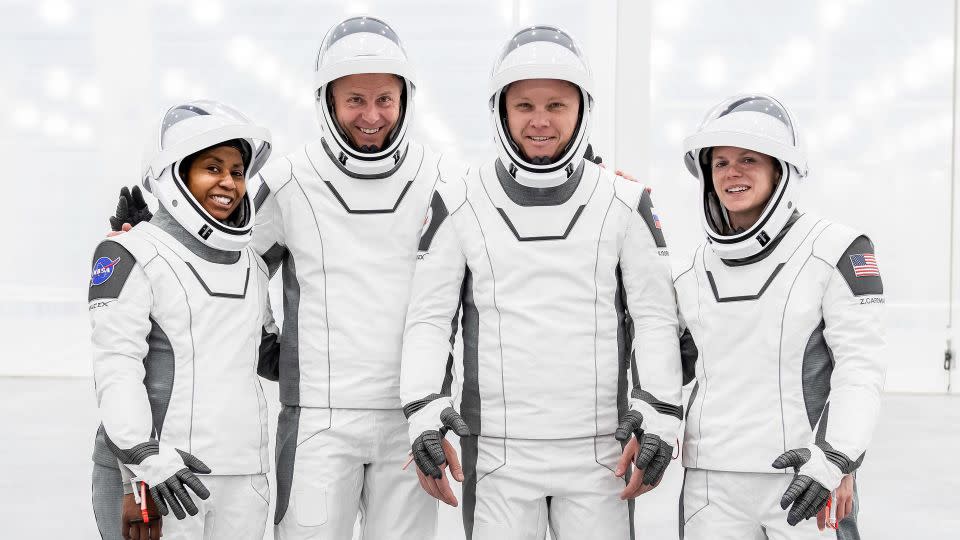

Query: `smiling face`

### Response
(185, 145, 246, 221)
(504, 78, 581, 162)
(329, 73, 403, 151)
(709, 146, 780, 230)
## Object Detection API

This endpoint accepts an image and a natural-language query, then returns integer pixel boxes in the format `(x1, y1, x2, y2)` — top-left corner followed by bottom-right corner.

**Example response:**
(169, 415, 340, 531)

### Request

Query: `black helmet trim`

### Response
(319, 137, 408, 180)
(170, 163, 251, 236)
(699, 155, 792, 245)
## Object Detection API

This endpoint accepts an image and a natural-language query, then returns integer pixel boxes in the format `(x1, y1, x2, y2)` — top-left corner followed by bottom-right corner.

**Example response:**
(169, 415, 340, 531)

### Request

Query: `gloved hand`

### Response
(121, 491, 162, 539)
(410, 405, 470, 479)
(125, 445, 212, 520)
(110, 186, 153, 231)
(584, 143, 602, 165)
(772, 445, 844, 526)
(614, 410, 674, 487)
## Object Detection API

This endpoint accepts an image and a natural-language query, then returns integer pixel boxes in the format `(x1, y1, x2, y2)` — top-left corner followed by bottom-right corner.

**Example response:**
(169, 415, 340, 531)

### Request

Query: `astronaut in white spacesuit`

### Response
(90, 99, 275, 539)
(250, 16, 466, 539)
(102, 17, 464, 538)
(400, 25, 683, 540)
(674, 94, 885, 539)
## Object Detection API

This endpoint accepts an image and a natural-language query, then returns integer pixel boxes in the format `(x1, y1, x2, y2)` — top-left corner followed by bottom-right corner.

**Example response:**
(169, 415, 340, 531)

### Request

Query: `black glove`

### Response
(110, 185, 153, 231)
(772, 448, 833, 526)
(411, 407, 470, 479)
(147, 449, 212, 520)
(584, 143, 603, 165)
(614, 410, 673, 486)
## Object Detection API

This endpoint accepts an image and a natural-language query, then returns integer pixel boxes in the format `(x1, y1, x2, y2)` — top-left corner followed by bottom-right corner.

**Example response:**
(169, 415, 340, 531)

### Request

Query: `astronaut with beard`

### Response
(251, 16, 466, 539)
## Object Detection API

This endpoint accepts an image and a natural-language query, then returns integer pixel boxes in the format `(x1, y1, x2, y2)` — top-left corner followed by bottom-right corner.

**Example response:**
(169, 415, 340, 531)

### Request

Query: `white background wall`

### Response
(1, 0, 956, 393)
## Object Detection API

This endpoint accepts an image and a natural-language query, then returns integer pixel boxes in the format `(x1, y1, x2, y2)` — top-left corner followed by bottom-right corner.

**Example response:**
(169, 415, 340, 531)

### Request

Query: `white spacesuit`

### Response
(254, 16, 464, 539)
(400, 25, 682, 540)
(674, 94, 885, 539)
(89, 100, 274, 539)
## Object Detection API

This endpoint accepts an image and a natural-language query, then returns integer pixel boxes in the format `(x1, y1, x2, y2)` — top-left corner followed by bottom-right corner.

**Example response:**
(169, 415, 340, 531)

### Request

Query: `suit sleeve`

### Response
(619, 191, 683, 442)
(400, 191, 466, 441)
(89, 241, 155, 456)
(252, 180, 285, 381)
(251, 180, 287, 277)
(818, 236, 886, 472)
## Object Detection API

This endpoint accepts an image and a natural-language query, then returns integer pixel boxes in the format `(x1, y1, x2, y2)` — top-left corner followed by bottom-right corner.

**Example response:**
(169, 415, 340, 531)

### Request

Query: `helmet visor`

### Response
(496, 25, 584, 65)
(701, 95, 797, 146)
(160, 101, 271, 175)
(316, 16, 405, 69)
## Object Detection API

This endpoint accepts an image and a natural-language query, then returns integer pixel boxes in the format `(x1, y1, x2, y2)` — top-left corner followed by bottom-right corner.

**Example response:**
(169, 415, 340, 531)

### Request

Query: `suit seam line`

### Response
(466, 198, 507, 437)
(153, 252, 196, 454)
(693, 245, 706, 468)
(290, 169, 331, 407)
(778, 253, 816, 456)
(593, 192, 616, 439)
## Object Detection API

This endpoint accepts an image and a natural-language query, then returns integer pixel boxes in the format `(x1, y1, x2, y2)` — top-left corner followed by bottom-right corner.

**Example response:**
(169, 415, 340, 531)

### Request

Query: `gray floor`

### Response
(2, 377, 956, 538)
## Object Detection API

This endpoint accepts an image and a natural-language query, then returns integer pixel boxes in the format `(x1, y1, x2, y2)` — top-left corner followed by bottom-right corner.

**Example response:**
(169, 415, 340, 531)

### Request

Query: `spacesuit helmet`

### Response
(314, 16, 416, 178)
(141, 99, 272, 251)
(489, 25, 594, 187)
(683, 94, 808, 260)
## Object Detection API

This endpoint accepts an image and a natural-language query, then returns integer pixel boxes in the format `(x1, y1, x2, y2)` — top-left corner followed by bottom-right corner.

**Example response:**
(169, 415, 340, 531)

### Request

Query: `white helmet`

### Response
(141, 100, 272, 251)
(489, 25, 594, 188)
(314, 16, 416, 179)
(682, 94, 807, 260)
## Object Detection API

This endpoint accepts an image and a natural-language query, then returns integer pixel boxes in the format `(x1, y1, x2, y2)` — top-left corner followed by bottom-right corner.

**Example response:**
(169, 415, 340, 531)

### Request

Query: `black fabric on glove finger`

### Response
(584, 143, 602, 165)
(615, 410, 673, 486)
(772, 448, 831, 526)
(110, 186, 153, 231)
(411, 407, 471, 479)
(148, 452, 211, 520)
(635, 433, 672, 486)
(614, 410, 644, 442)
(439, 407, 470, 437)
(412, 430, 446, 479)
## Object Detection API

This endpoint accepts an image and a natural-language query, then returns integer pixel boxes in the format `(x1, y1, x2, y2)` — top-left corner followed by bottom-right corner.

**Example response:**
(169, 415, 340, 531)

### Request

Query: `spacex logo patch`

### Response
(90, 257, 120, 286)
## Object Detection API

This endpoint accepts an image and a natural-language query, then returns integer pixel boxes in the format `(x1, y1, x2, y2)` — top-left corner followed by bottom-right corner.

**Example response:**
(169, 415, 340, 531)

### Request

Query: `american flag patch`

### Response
(850, 253, 879, 277)
(653, 213, 662, 229)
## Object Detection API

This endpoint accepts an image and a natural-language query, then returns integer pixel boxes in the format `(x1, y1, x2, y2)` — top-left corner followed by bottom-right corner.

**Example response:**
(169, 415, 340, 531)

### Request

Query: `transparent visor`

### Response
(316, 16, 405, 69)
(701, 95, 797, 146)
(496, 25, 584, 64)
(160, 101, 270, 174)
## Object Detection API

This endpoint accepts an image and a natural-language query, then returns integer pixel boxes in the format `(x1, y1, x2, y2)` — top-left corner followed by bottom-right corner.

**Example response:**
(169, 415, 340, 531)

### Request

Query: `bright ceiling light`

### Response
(162, 69, 187, 99)
(666, 121, 685, 145)
(13, 104, 39, 129)
(44, 68, 70, 100)
(38, 0, 73, 25)
(256, 57, 278, 82)
(190, 1, 223, 24)
(654, 1, 689, 32)
(78, 83, 101, 109)
(819, 2, 847, 30)
(43, 114, 68, 137)
(344, 3, 369, 16)
(227, 36, 256, 68)
(698, 54, 727, 89)
(651, 39, 673, 73)
(73, 124, 93, 143)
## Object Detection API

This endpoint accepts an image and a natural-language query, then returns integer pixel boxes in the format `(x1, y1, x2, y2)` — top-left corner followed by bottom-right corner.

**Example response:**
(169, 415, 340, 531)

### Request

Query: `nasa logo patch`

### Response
(90, 256, 121, 286)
